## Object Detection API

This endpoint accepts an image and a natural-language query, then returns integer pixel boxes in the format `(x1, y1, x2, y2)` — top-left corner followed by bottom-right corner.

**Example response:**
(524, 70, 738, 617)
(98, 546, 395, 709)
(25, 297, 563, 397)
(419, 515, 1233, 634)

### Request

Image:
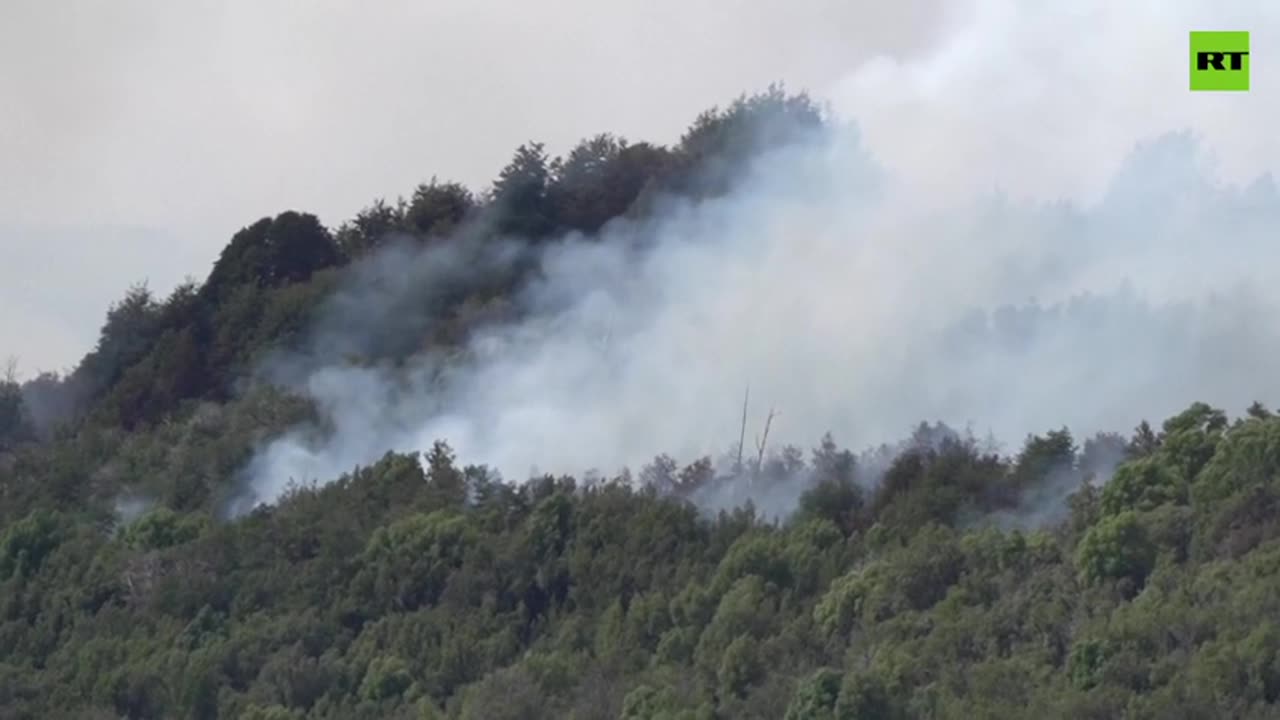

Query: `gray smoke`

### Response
(237, 1, 1280, 517)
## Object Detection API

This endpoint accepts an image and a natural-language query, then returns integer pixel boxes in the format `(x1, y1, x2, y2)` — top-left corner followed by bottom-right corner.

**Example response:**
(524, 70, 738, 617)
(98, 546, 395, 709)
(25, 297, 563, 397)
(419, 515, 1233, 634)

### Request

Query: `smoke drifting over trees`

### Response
(238, 105, 1280, 519)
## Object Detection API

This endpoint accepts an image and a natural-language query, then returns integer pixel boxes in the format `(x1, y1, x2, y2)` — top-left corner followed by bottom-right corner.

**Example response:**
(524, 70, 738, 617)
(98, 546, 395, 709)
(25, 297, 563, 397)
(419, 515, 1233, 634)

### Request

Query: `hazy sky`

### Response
(0, 0, 948, 374)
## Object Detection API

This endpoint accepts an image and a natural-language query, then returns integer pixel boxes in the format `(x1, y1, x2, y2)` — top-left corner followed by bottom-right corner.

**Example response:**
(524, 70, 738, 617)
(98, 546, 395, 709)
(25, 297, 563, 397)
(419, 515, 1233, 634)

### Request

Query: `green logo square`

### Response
(1191, 31, 1250, 91)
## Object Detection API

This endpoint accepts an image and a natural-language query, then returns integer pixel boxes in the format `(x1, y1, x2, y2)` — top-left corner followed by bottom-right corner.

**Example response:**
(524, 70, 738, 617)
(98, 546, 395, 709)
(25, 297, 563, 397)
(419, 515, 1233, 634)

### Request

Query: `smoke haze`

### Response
(239, 1, 1280, 514)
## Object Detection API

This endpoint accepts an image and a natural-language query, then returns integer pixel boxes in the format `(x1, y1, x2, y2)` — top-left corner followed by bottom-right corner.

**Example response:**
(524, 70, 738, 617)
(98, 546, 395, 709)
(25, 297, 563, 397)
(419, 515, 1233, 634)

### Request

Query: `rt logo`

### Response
(1191, 31, 1249, 91)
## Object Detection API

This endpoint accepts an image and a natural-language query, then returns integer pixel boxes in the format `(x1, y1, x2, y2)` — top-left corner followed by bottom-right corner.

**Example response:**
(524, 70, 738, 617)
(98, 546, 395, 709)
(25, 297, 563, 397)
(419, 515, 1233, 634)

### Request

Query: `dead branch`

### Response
(754, 407, 778, 479)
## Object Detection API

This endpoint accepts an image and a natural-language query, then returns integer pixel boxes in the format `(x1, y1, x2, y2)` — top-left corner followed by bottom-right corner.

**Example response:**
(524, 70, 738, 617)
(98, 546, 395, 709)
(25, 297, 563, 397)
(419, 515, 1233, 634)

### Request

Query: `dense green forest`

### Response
(5, 88, 1280, 719)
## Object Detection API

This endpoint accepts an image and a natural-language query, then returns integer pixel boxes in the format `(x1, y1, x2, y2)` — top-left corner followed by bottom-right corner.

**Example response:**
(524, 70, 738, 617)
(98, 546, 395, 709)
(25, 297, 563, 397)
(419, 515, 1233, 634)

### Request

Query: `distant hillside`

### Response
(3, 89, 1280, 719)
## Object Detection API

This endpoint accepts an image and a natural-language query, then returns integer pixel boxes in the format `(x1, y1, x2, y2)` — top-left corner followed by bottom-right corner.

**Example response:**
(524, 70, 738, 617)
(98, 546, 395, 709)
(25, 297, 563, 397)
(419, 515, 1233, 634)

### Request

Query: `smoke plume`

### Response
(237, 1, 1280, 516)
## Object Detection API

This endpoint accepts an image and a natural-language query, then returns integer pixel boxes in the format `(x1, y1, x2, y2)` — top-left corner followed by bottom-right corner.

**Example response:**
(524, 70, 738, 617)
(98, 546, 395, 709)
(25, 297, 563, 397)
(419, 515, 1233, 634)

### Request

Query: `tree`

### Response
(263, 211, 342, 284)
(1099, 458, 1185, 516)
(457, 666, 551, 720)
(1160, 403, 1227, 482)
(357, 511, 478, 611)
(0, 358, 31, 449)
(836, 671, 900, 720)
(406, 179, 474, 238)
(717, 634, 763, 699)
(547, 134, 667, 234)
(675, 457, 715, 496)
(1012, 428, 1076, 488)
(1128, 420, 1161, 457)
(796, 478, 863, 535)
(425, 441, 468, 510)
(1075, 510, 1156, 587)
(73, 283, 161, 397)
(641, 454, 680, 493)
(360, 656, 413, 702)
(1247, 401, 1273, 420)
(336, 198, 408, 257)
(205, 211, 340, 295)
(121, 507, 207, 551)
(490, 142, 556, 238)
(672, 85, 826, 197)
(784, 668, 841, 720)
(0, 509, 64, 579)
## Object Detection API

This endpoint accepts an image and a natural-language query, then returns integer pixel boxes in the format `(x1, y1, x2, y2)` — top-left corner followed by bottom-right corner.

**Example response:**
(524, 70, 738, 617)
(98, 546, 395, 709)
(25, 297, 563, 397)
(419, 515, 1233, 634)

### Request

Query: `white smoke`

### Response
(237, 0, 1280, 513)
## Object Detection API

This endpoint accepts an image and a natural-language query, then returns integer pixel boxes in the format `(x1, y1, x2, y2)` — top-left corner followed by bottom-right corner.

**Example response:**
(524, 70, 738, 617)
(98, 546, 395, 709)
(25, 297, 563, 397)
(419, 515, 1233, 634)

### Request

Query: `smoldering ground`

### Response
(233, 1, 1280, 519)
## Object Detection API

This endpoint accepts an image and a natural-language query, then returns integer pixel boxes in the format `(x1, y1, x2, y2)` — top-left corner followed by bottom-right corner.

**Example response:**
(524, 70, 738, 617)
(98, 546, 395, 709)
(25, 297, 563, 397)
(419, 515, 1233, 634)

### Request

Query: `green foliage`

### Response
(3, 400, 1280, 717)
(491, 142, 557, 238)
(75, 283, 163, 398)
(1195, 414, 1280, 505)
(717, 633, 764, 699)
(784, 668, 841, 720)
(406, 179, 474, 238)
(1068, 638, 1108, 689)
(620, 684, 709, 720)
(1013, 427, 1076, 487)
(674, 84, 826, 197)
(836, 671, 902, 720)
(455, 665, 549, 720)
(796, 474, 862, 535)
(357, 511, 478, 612)
(360, 656, 413, 702)
(1076, 510, 1157, 586)
(335, 198, 408, 257)
(242, 705, 304, 720)
(121, 507, 208, 551)
(207, 212, 340, 295)
(423, 441, 468, 511)
(0, 509, 63, 579)
(0, 378, 31, 450)
(1100, 458, 1185, 516)
(1161, 402, 1227, 481)
(548, 134, 669, 234)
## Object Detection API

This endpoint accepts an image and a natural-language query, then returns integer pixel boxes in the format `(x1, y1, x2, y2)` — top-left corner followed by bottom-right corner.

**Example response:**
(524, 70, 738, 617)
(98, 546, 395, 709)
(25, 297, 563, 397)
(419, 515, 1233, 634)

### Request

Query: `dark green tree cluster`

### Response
(0, 359, 34, 451)
(3, 398, 1280, 718)
(5, 87, 815, 437)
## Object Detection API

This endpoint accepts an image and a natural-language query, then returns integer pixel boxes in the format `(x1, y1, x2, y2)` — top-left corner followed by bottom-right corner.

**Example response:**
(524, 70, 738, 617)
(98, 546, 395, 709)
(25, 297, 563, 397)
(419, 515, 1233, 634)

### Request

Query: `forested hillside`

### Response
(4, 89, 1280, 719)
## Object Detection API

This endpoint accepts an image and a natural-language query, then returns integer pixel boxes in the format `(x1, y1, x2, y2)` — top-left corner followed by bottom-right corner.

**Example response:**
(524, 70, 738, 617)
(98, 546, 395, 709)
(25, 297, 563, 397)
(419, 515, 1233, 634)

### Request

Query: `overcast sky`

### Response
(1, 0, 953, 374)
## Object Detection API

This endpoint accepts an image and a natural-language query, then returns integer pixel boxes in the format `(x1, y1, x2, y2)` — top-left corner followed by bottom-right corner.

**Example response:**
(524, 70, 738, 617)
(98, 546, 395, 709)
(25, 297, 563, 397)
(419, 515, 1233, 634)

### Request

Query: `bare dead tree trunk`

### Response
(2, 356, 17, 384)
(736, 385, 750, 475)
(754, 407, 778, 481)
